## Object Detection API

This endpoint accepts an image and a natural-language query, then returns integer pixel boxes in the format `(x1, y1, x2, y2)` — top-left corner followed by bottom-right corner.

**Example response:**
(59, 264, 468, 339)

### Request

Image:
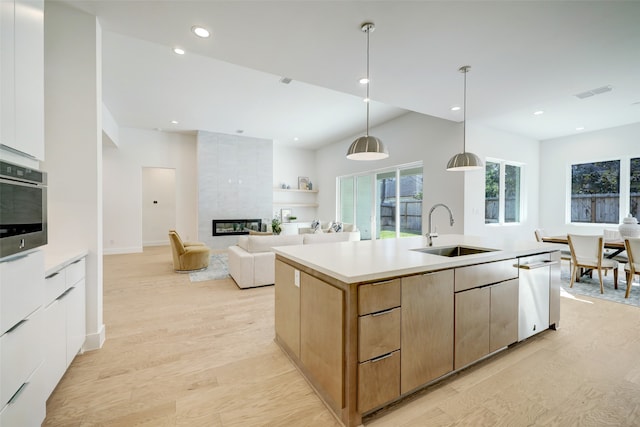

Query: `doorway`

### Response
(142, 167, 176, 246)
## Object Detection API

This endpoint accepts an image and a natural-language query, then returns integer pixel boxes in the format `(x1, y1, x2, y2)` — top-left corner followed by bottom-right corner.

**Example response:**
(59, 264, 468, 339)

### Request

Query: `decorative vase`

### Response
(618, 214, 640, 238)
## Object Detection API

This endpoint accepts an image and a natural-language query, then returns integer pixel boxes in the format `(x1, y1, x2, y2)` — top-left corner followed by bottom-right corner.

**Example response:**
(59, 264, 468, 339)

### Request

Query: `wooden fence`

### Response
(380, 200, 422, 233)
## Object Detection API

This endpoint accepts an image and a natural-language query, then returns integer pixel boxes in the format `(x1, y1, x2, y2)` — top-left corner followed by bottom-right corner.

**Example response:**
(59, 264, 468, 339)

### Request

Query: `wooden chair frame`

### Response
(567, 234, 618, 294)
(624, 238, 640, 298)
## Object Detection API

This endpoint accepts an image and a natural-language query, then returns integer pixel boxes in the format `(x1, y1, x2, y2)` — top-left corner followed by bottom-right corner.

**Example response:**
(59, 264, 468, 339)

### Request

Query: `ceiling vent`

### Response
(575, 85, 612, 99)
(279, 77, 292, 84)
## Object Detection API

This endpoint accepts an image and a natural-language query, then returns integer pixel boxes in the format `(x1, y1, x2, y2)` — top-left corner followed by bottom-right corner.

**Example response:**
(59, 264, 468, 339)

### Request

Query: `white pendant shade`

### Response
(347, 136, 389, 160)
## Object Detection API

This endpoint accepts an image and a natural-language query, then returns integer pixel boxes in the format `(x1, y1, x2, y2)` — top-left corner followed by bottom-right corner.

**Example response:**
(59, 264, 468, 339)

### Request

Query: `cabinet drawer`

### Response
(359, 307, 400, 362)
(0, 250, 44, 335)
(0, 367, 46, 427)
(455, 259, 518, 292)
(0, 307, 44, 407)
(358, 279, 400, 315)
(66, 258, 85, 287)
(358, 350, 400, 413)
(44, 268, 66, 307)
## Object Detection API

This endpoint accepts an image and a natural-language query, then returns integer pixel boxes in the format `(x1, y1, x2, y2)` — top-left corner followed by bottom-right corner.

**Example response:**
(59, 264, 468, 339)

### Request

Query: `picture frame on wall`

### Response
(280, 208, 292, 222)
(298, 176, 310, 190)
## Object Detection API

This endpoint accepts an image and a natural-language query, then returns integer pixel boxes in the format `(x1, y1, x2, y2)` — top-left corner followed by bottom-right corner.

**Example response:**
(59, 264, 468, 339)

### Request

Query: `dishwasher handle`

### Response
(518, 260, 560, 270)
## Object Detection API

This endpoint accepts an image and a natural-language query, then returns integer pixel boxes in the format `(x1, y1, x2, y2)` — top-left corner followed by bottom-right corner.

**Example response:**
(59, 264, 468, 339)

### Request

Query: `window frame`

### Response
(566, 156, 638, 225)
(484, 157, 525, 226)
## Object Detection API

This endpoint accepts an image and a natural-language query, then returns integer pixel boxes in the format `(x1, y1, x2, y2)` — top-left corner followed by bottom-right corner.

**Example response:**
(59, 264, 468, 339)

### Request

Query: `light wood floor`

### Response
(44, 246, 640, 426)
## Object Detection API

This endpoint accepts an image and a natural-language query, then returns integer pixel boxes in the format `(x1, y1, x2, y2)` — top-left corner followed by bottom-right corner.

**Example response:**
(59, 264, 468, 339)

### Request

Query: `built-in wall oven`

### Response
(0, 160, 47, 259)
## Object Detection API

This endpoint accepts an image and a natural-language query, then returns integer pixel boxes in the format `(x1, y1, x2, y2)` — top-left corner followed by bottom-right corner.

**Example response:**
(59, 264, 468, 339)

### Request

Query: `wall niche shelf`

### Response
(273, 188, 318, 193)
(273, 187, 319, 211)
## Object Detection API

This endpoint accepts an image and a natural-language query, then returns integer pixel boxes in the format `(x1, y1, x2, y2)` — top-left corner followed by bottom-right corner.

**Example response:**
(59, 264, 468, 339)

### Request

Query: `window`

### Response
(570, 160, 620, 224)
(338, 163, 423, 240)
(485, 160, 523, 224)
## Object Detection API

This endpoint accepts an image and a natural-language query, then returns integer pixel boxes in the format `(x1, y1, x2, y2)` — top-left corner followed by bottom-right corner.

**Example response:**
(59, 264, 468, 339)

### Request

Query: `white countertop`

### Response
(43, 246, 89, 277)
(272, 234, 563, 284)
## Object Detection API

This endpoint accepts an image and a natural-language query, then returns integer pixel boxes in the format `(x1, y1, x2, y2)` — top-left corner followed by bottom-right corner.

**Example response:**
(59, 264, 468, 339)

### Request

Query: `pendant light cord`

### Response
(365, 25, 371, 136)
(462, 66, 467, 152)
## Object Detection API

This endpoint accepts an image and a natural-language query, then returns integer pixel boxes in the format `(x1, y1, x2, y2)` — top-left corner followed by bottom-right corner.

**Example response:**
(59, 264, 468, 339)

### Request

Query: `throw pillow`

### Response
(311, 219, 320, 231)
(331, 221, 343, 233)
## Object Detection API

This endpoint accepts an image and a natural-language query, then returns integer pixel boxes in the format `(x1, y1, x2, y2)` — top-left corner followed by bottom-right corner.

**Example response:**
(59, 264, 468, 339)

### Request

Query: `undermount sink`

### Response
(412, 245, 497, 257)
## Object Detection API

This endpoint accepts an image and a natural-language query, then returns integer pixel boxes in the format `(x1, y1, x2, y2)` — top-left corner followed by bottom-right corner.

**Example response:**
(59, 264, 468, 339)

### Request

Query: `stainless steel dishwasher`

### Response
(518, 254, 557, 341)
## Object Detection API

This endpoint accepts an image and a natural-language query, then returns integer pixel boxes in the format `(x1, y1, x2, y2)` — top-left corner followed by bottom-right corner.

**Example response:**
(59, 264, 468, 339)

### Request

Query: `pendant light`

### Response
(446, 65, 483, 171)
(346, 22, 389, 161)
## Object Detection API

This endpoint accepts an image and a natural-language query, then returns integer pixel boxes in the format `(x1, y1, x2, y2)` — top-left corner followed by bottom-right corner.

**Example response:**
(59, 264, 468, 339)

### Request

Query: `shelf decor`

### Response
(298, 176, 310, 190)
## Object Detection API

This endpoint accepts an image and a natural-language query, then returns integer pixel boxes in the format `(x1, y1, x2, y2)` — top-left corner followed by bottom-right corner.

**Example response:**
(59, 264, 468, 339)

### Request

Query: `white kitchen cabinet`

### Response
(42, 256, 86, 398)
(0, 250, 44, 336)
(0, 0, 44, 161)
(0, 249, 45, 427)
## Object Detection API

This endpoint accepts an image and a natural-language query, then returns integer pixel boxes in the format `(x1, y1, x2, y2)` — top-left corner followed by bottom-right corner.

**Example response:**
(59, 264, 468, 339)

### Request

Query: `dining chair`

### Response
(567, 234, 618, 294)
(624, 237, 640, 298)
(535, 228, 572, 271)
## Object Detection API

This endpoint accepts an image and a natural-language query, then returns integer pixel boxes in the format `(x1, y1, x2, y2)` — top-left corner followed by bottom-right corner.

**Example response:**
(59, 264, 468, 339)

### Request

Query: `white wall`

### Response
(316, 112, 466, 236)
(464, 124, 541, 241)
(103, 128, 197, 254)
(539, 122, 640, 236)
(43, 2, 104, 350)
(273, 145, 317, 221)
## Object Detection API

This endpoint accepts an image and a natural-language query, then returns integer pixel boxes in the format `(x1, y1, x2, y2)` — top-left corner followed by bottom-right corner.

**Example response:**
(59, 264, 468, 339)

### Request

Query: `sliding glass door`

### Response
(339, 163, 422, 240)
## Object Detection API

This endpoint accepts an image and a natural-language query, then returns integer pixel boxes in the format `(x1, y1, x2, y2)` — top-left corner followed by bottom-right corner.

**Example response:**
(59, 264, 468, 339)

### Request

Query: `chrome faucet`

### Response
(427, 203, 455, 246)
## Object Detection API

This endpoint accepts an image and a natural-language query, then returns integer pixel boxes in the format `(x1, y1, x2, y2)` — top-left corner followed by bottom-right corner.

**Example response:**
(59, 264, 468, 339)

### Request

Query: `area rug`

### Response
(561, 268, 639, 307)
(189, 253, 230, 282)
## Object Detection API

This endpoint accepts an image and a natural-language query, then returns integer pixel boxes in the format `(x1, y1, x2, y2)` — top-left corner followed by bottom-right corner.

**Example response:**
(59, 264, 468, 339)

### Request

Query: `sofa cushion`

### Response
(303, 232, 352, 244)
(246, 234, 304, 253)
(237, 236, 250, 251)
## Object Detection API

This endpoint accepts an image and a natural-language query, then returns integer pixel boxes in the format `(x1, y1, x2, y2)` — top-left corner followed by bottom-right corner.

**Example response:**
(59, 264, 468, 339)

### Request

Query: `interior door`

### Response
(142, 167, 176, 246)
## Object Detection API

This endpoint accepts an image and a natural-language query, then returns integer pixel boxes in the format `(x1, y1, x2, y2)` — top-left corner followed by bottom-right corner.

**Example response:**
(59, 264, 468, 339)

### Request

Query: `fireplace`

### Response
(212, 219, 262, 236)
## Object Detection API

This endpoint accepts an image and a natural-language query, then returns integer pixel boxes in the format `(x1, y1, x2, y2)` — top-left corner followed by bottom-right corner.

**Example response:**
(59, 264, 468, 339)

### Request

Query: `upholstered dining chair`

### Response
(168, 230, 210, 272)
(535, 229, 572, 271)
(624, 237, 640, 298)
(567, 234, 618, 294)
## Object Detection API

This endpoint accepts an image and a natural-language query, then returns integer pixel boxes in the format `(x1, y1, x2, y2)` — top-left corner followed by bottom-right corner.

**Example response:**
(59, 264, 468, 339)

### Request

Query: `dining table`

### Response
(541, 235, 626, 259)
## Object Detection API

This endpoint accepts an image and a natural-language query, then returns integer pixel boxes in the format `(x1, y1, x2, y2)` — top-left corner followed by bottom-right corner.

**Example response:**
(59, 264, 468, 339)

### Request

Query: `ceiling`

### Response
(61, 0, 640, 149)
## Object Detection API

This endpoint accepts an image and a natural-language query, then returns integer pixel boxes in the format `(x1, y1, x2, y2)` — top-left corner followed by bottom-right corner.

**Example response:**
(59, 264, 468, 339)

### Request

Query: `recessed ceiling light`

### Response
(171, 120, 178, 124)
(450, 106, 461, 111)
(363, 97, 370, 103)
(576, 126, 585, 131)
(173, 47, 185, 55)
(191, 26, 210, 38)
(533, 110, 544, 116)
(293, 137, 299, 141)
(359, 77, 369, 84)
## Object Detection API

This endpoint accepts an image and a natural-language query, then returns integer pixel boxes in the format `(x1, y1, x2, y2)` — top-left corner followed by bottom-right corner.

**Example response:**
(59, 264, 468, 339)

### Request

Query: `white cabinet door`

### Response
(0, 307, 43, 407)
(43, 298, 66, 398)
(0, 0, 16, 148)
(0, 250, 45, 335)
(66, 280, 86, 366)
(0, 367, 45, 427)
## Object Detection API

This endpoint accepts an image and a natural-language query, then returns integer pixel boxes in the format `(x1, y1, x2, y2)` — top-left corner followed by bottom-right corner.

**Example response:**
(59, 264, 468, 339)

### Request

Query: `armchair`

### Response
(168, 231, 210, 272)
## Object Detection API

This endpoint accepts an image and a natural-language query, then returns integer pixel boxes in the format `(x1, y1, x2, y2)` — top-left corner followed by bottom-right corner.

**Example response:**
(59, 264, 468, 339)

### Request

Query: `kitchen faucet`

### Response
(427, 203, 455, 246)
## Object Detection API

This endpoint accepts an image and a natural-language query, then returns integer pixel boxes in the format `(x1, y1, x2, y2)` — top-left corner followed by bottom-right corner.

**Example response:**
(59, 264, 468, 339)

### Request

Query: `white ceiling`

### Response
(61, 0, 640, 149)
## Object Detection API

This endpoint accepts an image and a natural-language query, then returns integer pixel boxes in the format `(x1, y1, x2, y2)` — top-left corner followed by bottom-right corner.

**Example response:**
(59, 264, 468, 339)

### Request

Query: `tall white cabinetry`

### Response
(0, 0, 44, 161)
(43, 256, 86, 397)
(0, 250, 45, 427)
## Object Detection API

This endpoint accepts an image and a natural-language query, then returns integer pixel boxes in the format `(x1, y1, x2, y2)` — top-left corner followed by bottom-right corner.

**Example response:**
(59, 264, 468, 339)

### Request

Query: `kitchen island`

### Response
(273, 235, 561, 427)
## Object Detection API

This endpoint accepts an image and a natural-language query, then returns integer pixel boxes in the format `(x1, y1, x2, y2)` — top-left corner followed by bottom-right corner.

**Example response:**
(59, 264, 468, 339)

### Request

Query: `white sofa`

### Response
(228, 230, 360, 289)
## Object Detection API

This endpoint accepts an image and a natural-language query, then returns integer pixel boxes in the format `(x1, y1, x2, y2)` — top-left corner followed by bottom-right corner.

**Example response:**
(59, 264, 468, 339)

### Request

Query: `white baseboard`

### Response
(103, 246, 143, 255)
(83, 323, 106, 351)
(143, 240, 169, 247)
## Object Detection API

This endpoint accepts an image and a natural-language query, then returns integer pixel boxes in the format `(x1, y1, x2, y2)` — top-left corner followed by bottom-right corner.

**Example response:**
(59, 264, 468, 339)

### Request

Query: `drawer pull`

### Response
(371, 280, 394, 286)
(371, 352, 393, 363)
(71, 259, 83, 265)
(8, 382, 28, 405)
(371, 308, 395, 317)
(6, 318, 27, 334)
(46, 271, 61, 279)
(56, 287, 73, 301)
(518, 260, 559, 270)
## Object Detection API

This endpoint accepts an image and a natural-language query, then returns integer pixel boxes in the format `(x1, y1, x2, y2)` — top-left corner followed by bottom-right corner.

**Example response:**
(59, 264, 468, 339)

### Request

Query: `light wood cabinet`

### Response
(358, 350, 400, 412)
(274, 260, 300, 357)
(401, 270, 454, 394)
(358, 279, 400, 315)
(454, 261, 519, 370)
(358, 308, 400, 362)
(300, 272, 343, 407)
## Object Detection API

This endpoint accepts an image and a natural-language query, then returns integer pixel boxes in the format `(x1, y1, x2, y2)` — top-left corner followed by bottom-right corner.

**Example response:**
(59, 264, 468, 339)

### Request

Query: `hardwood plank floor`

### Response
(45, 247, 640, 426)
